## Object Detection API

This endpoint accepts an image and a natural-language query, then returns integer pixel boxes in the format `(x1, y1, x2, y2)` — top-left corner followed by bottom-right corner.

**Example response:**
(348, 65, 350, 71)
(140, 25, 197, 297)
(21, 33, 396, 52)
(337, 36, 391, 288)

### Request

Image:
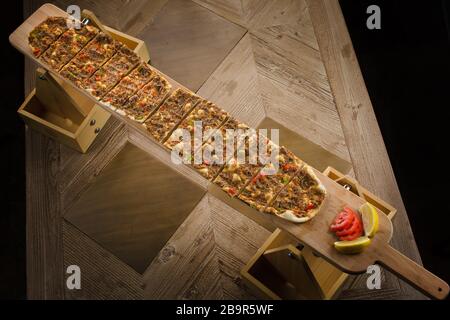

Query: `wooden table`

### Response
(23, 0, 426, 299)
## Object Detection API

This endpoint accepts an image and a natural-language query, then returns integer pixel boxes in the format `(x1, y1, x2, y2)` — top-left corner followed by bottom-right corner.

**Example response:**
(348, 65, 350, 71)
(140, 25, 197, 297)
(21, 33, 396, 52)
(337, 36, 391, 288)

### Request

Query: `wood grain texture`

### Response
(194, 0, 310, 32)
(63, 221, 144, 300)
(208, 195, 271, 299)
(197, 34, 266, 127)
(142, 196, 222, 299)
(197, 2, 351, 161)
(60, 118, 128, 214)
(142, 194, 268, 300)
(252, 24, 350, 161)
(137, 0, 246, 91)
(64, 143, 206, 274)
(25, 127, 64, 299)
(306, 0, 427, 299)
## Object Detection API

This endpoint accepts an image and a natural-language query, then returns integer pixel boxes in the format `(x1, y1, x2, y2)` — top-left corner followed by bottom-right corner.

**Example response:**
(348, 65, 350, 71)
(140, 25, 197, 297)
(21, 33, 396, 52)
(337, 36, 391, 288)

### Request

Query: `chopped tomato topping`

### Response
(252, 173, 265, 184)
(282, 163, 297, 172)
(228, 188, 237, 196)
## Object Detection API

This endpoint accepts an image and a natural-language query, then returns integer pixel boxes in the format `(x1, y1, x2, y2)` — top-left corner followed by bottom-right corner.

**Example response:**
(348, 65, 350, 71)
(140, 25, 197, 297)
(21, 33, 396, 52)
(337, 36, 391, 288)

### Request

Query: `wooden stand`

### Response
(241, 167, 397, 300)
(17, 21, 150, 153)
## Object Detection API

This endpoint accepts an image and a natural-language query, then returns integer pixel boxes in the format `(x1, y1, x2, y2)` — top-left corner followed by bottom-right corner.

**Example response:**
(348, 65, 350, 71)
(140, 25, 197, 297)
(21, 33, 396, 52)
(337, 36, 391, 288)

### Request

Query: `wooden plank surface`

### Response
(63, 221, 144, 300)
(64, 143, 207, 274)
(137, 0, 247, 91)
(25, 126, 64, 299)
(21, 0, 429, 299)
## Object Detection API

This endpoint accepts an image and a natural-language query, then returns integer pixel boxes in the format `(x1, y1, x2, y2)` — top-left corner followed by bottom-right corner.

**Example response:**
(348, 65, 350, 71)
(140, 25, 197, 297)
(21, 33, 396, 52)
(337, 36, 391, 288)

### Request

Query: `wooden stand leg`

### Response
(18, 68, 111, 153)
(241, 229, 341, 300)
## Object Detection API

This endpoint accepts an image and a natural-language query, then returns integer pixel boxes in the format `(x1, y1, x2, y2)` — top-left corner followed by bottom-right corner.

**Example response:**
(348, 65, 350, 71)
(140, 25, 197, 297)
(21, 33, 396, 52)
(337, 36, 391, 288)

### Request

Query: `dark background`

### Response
(340, 0, 450, 292)
(1, 1, 449, 299)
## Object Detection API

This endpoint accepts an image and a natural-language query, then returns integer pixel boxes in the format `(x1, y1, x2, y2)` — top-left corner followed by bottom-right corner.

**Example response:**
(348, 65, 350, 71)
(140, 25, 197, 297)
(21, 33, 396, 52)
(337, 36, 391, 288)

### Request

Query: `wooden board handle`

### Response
(377, 245, 449, 299)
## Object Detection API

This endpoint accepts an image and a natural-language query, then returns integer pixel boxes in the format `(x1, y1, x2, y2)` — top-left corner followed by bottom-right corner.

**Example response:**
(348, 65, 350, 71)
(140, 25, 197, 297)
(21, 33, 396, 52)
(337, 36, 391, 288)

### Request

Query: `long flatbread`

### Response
(26, 16, 327, 224)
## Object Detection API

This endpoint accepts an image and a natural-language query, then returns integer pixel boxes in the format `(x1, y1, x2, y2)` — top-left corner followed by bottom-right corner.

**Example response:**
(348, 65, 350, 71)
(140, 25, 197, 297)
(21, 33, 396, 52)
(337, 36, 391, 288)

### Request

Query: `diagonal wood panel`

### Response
(63, 221, 144, 300)
(64, 143, 206, 274)
(142, 196, 222, 299)
(197, 34, 266, 127)
(137, 0, 247, 91)
(141, 193, 271, 300)
(208, 195, 271, 299)
(198, 0, 351, 161)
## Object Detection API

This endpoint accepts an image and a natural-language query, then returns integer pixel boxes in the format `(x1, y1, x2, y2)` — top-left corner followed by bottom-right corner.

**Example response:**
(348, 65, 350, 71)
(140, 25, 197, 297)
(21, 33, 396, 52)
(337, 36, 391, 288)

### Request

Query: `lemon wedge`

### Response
(359, 203, 379, 238)
(334, 236, 371, 254)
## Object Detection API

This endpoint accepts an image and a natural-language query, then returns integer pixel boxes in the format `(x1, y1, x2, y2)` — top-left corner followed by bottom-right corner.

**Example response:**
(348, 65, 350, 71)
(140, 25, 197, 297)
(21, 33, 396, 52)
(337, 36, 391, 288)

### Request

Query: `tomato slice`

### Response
(330, 212, 355, 232)
(343, 206, 358, 216)
(339, 232, 361, 241)
(336, 216, 361, 237)
(330, 206, 364, 241)
(331, 211, 349, 225)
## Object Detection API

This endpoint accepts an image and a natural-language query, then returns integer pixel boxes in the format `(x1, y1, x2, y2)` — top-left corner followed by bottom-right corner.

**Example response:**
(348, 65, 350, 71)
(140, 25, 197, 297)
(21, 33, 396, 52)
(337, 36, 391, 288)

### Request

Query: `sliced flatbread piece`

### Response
(83, 45, 140, 99)
(190, 142, 226, 181)
(29, 16, 68, 57)
(265, 165, 327, 223)
(164, 99, 229, 150)
(237, 146, 304, 211)
(40, 25, 98, 71)
(144, 88, 201, 142)
(213, 132, 275, 197)
(60, 32, 122, 86)
(207, 117, 250, 163)
(118, 72, 172, 122)
(101, 63, 154, 109)
(189, 117, 250, 181)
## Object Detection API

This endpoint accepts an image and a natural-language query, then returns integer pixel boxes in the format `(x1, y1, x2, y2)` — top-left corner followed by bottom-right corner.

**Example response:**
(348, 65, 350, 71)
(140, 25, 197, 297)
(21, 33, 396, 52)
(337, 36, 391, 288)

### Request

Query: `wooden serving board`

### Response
(10, 3, 449, 299)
